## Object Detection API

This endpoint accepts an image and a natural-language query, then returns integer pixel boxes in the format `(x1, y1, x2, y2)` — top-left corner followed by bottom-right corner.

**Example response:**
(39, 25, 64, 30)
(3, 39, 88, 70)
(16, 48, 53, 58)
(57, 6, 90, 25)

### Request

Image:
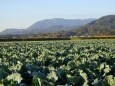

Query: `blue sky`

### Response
(0, 0, 115, 31)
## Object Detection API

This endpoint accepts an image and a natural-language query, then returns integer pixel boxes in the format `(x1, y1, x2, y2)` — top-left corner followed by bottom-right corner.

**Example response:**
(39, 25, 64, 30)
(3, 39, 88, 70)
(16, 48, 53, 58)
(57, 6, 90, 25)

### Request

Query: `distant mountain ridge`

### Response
(0, 18, 95, 35)
(0, 28, 26, 35)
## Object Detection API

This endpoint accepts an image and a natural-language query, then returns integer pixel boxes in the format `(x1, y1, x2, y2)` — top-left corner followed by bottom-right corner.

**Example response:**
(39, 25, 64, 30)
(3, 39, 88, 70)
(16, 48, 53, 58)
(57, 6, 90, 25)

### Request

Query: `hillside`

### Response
(69, 15, 115, 36)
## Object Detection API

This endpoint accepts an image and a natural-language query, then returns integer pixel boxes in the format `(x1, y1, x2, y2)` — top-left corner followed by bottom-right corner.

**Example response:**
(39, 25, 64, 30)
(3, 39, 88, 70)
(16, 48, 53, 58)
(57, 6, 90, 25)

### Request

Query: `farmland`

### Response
(0, 39, 115, 86)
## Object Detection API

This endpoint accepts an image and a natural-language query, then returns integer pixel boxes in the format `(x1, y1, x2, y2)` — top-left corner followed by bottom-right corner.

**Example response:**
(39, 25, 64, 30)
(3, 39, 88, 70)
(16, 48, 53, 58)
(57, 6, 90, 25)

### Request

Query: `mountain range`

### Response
(1, 15, 115, 38)
(0, 18, 95, 35)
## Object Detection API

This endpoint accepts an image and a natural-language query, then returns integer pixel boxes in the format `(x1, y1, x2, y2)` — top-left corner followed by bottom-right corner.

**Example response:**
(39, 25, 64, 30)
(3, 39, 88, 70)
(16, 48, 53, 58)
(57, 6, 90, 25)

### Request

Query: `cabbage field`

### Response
(0, 40, 115, 86)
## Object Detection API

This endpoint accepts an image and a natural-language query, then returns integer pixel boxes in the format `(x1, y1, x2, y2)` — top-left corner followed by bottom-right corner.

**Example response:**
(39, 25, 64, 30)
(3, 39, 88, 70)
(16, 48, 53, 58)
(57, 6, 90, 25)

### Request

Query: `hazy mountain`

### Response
(26, 18, 95, 34)
(0, 18, 95, 35)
